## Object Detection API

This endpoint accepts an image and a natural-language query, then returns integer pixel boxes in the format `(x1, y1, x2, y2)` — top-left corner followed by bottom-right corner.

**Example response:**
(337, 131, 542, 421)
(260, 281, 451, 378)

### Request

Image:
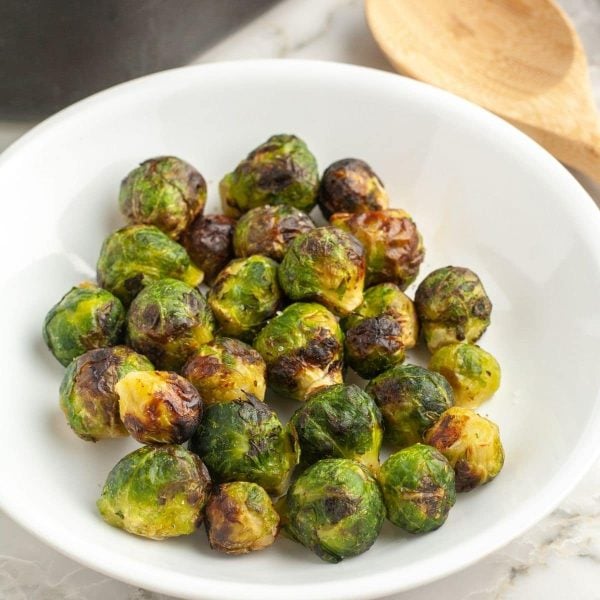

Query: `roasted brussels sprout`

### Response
(341, 283, 419, 379)
(414, 266, 492, 352)
(366, 364, 454, 449)
(189, 395, 299, 496)
(182, 337, 266, 405)
(425, 407, 504, 492)
(290, 384, 382, 471)
(278, 227, 366, 316)
(97, 225, 203, 305)
(205, 482, 279, 554)
(127, 278, 215, 371)
(97, 444, 211, 539)
(220, 134, 319, 218)
(208, 255, 281, 341)
(116, 370, 201, 444)
(43, 282, 125, 366)
(317, 158, 389, 220)
(378, 444, 456, 533)
(254, 302, 344, 401)
(180, 214, 235, 284)
(119, 156, 207, 238)
(286, 458, 385, 563)
(330, 209, 424, 289)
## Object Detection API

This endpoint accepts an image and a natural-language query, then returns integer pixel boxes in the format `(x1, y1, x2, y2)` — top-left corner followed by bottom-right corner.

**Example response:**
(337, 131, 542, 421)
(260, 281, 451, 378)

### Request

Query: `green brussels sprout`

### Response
(254, 302, 344, 401)
(317, 158, 389, 220)
(205, 482, 280, 554)
(119, 156, 207, 239)
(127, 278, 215, 371)
(182, 337, 266, 405)
(286, 458, 385, 563)
(220, 134, 319, 218)
(341, 283, 419, 379)
(97, 444, 211, 539)
(330, 209, 424, 289)
(278, 227, 366, 316)
(414, 266, 492, 352)
(290, 384, 382, 471)
(208, 255, 282, 341)
(96, 225, 203, 306)
(43, 282, 125, 366)
(189, 395, 299, 496)
(378, 444, 456, 533)
(233, 204, 315, 262)
(366, 364, 454, 449)
(116, 370, 201, 444)
(425, 407, 504, 492)
(429, 343, 501, 408)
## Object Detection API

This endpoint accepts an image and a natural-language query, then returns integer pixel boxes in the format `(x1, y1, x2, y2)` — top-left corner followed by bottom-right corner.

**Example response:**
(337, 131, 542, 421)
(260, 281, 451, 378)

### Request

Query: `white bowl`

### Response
(0, 60, 599, 600)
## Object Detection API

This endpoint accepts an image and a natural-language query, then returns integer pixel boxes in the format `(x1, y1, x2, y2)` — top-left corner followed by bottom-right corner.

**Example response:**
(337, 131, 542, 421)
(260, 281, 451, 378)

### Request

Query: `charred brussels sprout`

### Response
(97, 444, 211, 539)
(208, 255, 281, 341)
(233, 204, 315, 262)
(182, 337, 266, 405)
(254, 302, 344, 401)
(119, 156, 207, 238)
(366, 364, 454, 449)
(190, 396, 299, 495)
(43, 282, 125, 366)
(290, 384, 382, 471)
(429, 343, 501, 408)
(286, 458, 385, 563)
(220, 134, 319, 218)
(116, 370, 201, 445)
(317, 158, 389, 220)
(415, 266, 492, 352)
(205, 482, 279, 554)
(96, 225, 203, 305)
(379, 444, 456, 533)
(127, 278, 215, 371)
(59, 346, 153, 441)
(330, 209, 424, 289)
(278, 227, 366, 316)
(425, 407, 504, 492)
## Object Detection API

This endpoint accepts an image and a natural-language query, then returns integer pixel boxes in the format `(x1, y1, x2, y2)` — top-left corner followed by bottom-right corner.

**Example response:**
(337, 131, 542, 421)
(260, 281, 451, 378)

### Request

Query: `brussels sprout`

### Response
(208, 255, 282, 341)
(254, 302, 344, 401)
(119, 156, 207, 239)
(43, 282, 125, 366)
(425, 407, 504, 492)
(182, 337, 266, 405)
(127, 278, 215, 371)
(189, 395, 299, 496)
(341, 283, 419, 379)
(278, 227, 366, 316)
(378, 444, 456, 533)
(366, 364, 454, 449)
(317, 158, 389, 220)
(205, 482, 280, 554)
(116, 370, 201, 445)
(96, 225, 203, 305)
(429, 343, 501, 408)
(286, 458, 385, 563)
(330, 209, 424, 289)
(180, 214, 235, 284)
(290, 384, 382, 471)
(220, 134, 319, 217)
(97, 444, 211, 539)
(414, 266, 492, 352)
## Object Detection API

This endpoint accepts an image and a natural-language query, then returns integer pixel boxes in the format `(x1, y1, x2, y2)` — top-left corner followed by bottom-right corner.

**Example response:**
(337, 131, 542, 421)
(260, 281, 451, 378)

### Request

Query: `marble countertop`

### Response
(1, 1, 599, 599)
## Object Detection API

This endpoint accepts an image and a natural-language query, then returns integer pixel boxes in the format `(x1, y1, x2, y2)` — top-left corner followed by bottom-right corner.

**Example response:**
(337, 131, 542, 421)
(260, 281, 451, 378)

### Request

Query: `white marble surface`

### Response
(1, 1, 600, 599)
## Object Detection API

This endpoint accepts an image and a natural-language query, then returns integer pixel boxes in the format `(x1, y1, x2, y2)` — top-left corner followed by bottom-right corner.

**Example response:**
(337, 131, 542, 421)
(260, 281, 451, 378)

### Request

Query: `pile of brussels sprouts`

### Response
(43, 134, 504, 563)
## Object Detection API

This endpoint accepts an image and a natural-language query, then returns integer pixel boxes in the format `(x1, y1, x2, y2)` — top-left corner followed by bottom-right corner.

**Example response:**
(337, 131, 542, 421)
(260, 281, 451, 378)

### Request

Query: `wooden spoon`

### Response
(365, 0, 600, 182)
